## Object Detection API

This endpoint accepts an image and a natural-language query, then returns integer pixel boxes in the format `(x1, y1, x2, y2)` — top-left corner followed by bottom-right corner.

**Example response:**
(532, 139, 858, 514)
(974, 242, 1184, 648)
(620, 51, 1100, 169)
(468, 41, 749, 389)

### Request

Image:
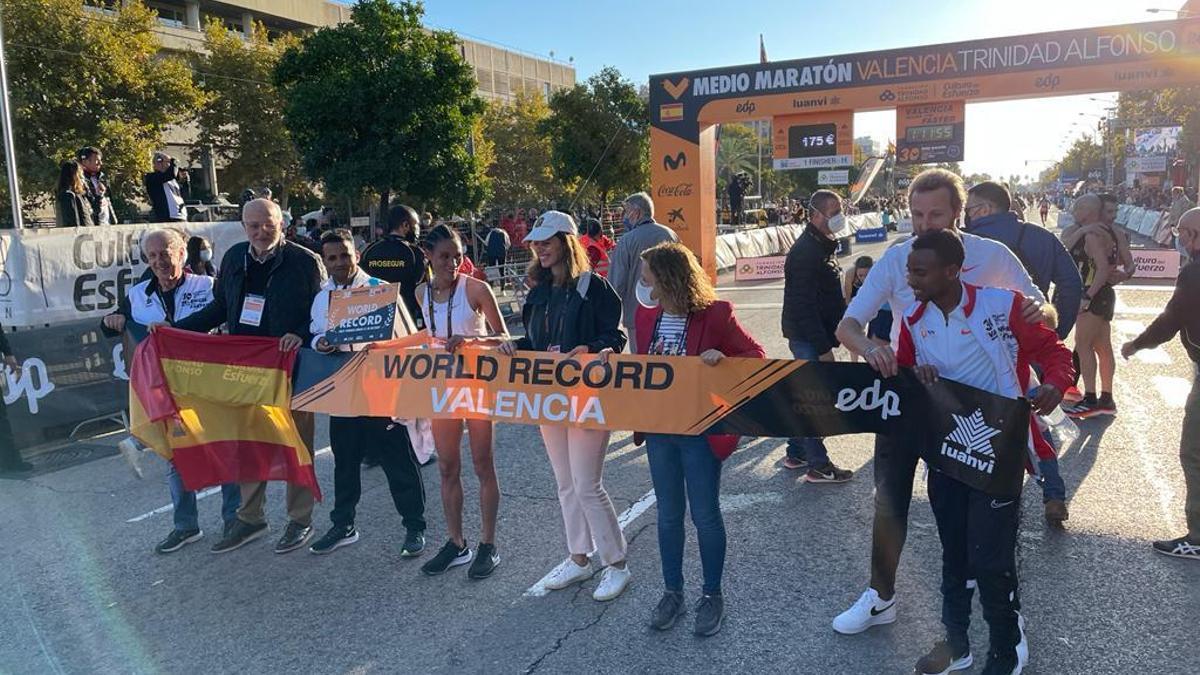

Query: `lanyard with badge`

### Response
(543, 288, 571, 353)
(426, 275, 458, 341)
(238, 251, 269, 328)
(650, 311, 690, 356)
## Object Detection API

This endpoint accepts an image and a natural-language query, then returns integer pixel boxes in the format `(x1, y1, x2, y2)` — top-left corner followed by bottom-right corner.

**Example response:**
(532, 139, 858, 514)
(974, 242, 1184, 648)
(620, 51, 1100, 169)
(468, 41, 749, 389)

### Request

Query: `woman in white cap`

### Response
(499, 210, 632, 601)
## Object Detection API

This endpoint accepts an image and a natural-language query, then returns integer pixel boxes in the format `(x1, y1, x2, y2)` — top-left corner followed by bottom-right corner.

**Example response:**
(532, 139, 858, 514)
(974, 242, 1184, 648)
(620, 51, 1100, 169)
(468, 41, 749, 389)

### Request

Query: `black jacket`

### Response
(174, 240, 325, 341)
(515, 273, 627, 354)
(144, 169, 186, 222)
(56, 190, 94, 227)
(781, 225, 845, 354)
(360, 234, 428, 328)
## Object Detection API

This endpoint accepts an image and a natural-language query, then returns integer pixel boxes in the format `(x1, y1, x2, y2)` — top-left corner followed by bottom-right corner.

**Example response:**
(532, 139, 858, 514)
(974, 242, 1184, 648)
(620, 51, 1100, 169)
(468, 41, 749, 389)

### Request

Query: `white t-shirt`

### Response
(843, 231, 1043, 347)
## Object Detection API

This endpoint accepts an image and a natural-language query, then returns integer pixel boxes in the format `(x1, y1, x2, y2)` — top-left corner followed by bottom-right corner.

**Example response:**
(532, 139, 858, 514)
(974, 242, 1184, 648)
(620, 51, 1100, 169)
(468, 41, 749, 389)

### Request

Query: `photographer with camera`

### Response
(144, 151, 189, 223)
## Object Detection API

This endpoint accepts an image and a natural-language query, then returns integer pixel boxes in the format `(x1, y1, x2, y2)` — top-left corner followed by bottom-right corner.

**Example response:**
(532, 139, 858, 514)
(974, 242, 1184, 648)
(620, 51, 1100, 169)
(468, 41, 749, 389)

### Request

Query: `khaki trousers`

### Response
(237, 411, 317, 527)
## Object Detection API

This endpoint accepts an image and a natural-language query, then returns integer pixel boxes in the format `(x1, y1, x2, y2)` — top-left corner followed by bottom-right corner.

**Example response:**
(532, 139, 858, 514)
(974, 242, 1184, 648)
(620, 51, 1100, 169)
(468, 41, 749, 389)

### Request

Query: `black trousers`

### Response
(329, 416, 425, 532)
(928, 469, 1022, 655)
(870, 434, 920, 598)
(0, 398, 23, 468)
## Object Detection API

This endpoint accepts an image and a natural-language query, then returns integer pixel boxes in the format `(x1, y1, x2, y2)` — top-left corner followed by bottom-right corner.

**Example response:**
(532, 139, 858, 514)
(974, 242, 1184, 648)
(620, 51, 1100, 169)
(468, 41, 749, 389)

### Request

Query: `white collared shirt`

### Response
(844, 231, 1044, 346)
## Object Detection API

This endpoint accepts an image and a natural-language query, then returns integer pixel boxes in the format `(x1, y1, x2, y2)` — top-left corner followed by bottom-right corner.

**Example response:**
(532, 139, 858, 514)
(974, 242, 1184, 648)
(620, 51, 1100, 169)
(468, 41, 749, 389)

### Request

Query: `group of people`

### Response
(56, 147, 192, 227)
(40, 163, 1198, 675)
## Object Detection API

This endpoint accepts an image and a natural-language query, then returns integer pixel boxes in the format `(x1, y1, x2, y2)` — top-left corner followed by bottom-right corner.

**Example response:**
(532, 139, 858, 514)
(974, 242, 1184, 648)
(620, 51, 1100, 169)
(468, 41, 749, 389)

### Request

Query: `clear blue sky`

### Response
(422, 0, 1190, 180)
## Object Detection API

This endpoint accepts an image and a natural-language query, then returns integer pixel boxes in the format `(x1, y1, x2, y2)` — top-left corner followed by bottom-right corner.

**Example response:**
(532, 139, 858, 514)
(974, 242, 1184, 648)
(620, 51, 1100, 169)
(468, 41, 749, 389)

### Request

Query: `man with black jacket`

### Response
(78, 147, 117, 226)
(360, 204, 427, 330)
(144, 152, 188, 222)
(173, 198, 327, 554)
(780, 190, 853, 483)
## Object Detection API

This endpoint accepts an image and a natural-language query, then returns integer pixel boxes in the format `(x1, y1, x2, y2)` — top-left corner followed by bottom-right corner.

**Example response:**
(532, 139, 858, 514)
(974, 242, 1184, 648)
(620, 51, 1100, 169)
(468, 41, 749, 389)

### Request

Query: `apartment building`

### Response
(86, 0, 575, 198)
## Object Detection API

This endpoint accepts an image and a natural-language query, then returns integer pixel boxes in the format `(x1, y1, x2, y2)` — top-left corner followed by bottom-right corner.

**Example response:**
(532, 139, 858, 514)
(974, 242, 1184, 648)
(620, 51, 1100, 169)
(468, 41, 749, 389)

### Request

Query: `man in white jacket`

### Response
(307, 229, 427, 557)
(831, 168, 1049, 636)
(101, 228, 236, 555)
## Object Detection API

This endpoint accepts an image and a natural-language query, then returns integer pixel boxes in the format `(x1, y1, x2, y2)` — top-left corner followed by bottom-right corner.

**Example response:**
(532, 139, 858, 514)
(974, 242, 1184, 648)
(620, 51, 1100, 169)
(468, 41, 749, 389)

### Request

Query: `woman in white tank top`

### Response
(415, 225, 510, 579)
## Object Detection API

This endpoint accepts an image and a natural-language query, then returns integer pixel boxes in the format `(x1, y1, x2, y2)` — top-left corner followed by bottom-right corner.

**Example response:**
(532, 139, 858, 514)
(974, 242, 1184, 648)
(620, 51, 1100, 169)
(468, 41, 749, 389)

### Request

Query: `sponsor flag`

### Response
(129, 327, 320, 498)
(759, 34, 768, 63)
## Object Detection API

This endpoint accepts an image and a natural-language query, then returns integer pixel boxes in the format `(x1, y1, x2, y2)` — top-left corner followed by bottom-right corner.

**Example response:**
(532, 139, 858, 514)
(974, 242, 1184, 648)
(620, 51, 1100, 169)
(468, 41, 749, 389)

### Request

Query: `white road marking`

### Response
(125, 446, 331, 524)
(1124, 393, 1178, 524)
(524, 489, 657, 597)
(1113, 297, 1166, 316)
(1112, 320, 1172, 364)
(715, 285, 785, 292)
(1118, 284, 1178, 293)
(1153, 376, 1192, 409)
(735, 303, 784, 310)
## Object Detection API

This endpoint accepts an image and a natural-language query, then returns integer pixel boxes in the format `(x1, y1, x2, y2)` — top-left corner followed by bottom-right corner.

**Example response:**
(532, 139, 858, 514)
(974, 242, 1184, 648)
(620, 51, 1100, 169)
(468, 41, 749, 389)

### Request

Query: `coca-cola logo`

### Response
(657, 183, 694, 198)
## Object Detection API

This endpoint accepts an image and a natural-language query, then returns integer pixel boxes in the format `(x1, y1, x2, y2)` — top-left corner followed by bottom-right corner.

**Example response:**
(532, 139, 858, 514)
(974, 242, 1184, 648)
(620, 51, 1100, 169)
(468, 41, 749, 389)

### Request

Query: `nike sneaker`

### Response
(832, 588, 896, 634)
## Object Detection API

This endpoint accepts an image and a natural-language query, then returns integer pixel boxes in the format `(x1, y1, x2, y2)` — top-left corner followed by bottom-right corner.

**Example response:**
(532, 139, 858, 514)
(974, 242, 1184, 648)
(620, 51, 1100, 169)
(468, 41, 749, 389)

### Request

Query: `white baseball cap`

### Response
(523, 210, 578, 242)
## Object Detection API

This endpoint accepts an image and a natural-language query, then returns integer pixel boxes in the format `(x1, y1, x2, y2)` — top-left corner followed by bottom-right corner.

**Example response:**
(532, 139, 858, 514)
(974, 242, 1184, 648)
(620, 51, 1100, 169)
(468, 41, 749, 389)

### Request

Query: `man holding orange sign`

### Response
(308, 228, 427, 558)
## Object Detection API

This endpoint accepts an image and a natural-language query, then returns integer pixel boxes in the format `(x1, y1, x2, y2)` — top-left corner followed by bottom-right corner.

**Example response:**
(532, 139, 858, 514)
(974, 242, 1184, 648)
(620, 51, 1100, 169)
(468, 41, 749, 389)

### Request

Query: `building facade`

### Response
(86, 0, 575, 199)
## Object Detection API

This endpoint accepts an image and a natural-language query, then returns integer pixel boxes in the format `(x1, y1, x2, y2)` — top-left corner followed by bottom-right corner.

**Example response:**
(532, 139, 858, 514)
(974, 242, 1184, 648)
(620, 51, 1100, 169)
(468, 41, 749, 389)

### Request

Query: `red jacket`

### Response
(634, 300, 766, 459)
(896, 283, 1075, 467)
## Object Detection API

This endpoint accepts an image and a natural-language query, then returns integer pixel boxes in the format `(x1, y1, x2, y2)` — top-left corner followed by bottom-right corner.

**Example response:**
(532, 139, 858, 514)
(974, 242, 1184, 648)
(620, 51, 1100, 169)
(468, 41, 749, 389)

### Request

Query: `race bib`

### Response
(239, 294, 265, 327)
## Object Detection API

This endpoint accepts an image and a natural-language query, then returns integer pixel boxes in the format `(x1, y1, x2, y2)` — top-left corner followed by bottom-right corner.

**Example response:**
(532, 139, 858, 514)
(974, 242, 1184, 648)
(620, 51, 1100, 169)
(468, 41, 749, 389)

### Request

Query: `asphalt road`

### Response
(2, 222, 1199, 674)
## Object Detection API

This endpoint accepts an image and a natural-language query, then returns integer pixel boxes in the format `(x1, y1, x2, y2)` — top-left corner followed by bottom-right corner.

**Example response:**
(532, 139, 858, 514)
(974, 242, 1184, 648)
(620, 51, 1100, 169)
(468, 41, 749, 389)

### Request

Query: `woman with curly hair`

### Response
(632, 241, 765, 637)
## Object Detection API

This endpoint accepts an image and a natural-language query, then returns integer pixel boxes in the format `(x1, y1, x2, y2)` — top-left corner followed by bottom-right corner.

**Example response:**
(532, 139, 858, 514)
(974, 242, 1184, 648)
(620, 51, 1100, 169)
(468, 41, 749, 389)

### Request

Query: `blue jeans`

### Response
(167, 462, 240, 532)
(1038, 456, 1066, 502)
(785, 339, 830, 467)
(646, 433, 726, 595)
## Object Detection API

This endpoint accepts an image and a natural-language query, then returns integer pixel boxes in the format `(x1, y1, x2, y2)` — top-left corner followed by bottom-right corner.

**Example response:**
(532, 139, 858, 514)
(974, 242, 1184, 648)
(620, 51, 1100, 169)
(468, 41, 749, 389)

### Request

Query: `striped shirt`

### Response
(650, 313, 689, 356)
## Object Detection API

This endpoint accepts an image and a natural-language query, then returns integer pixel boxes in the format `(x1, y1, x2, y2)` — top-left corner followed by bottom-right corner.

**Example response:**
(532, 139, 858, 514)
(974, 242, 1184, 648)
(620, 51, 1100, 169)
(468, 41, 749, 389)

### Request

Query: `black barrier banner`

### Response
(2, 320, 127, 448)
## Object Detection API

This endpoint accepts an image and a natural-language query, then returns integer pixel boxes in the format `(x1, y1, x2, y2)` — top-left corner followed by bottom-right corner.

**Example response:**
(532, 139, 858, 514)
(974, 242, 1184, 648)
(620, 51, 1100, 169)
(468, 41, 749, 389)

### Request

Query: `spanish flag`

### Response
(129, 327, 321, 499)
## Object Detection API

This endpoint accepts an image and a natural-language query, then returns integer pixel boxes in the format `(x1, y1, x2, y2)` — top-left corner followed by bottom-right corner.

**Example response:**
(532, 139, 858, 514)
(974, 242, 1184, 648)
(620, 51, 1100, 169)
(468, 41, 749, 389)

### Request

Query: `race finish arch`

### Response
(649, 18, 1200, 277)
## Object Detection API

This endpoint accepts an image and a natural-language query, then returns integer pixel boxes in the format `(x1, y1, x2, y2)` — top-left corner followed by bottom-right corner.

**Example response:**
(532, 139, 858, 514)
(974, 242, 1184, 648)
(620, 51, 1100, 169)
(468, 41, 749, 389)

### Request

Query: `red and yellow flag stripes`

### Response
(130, 327, 320, 498)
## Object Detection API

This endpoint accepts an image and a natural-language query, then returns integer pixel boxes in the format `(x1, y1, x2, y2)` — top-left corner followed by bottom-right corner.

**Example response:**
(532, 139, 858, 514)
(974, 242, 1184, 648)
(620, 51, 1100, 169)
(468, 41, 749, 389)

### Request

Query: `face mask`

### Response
(827, 213, 847, 235)
(199, 249, 213, 262)
(635, 279, 658, 308)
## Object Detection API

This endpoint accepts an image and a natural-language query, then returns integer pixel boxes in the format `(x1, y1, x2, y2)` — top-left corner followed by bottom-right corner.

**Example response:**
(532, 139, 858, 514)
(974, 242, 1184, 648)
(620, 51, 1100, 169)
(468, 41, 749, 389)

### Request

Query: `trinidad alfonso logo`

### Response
(940, 409, 1001, 475)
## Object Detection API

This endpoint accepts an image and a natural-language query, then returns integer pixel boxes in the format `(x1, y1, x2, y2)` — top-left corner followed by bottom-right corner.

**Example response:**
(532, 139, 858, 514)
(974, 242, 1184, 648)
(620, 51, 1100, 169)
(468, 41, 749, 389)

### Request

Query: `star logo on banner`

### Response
(945, 409, 1001, 458)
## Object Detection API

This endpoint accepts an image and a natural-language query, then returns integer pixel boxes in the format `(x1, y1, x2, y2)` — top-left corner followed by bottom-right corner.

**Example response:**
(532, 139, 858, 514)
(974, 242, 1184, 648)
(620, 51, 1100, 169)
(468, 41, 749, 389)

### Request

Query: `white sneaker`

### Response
(543, 559, 593, 590)
(592, 565, 632, 601)
(1014, 612, 1028, 673)
(832, 588, 896, 634)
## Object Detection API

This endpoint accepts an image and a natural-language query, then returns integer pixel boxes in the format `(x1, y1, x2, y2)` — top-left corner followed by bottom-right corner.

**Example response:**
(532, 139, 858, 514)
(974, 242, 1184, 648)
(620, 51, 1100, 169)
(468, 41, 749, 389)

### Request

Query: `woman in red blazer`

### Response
(632, 242, 765, 638)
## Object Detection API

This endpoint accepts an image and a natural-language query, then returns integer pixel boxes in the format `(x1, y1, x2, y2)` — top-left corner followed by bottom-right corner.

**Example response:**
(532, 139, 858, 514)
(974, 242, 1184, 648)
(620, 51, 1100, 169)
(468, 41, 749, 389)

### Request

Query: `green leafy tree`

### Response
(481, 92, 561, 206)
(542, 67, 648, 207)
(2, 0, 203, 221)
(193, 20, 304, 206)
(274, 0, 488, 217)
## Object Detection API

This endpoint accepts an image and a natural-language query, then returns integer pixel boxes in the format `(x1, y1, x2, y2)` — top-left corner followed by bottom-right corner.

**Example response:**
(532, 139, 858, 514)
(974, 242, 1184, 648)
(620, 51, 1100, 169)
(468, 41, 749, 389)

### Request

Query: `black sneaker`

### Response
(1153, 536, 1200, 560)
(1095, 395, 1117, 416)
(400, 530, 426, 558)
(649, 591, 685, 630)
(155, 529, 202, 554)
(468, 543, 500, 579)
(274, 522, 314, 554)
(980, 650, 1020, 675)
(211, 520, 268, 554)
(421, 539, 472, 576)
(693, 593, 725, 637)
(805, 463, 854, 483)
(914, 640, 973, 674)
(309, 524, 358, 555)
